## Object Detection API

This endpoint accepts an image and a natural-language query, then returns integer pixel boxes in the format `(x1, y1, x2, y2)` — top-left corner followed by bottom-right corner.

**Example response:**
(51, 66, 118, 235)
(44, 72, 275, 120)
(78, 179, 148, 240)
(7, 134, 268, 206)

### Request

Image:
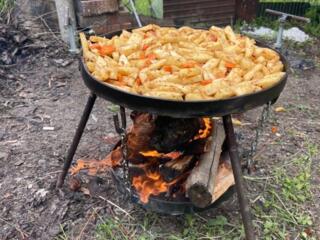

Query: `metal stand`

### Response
(56, 94, 255, 239)
(223, 115, 255, 240)
(56, 93, 97, 187)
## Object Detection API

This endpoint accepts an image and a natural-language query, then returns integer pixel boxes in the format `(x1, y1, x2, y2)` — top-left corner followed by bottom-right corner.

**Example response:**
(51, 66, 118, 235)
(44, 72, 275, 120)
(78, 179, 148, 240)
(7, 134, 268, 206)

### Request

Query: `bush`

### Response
(304, 5, 320, 37)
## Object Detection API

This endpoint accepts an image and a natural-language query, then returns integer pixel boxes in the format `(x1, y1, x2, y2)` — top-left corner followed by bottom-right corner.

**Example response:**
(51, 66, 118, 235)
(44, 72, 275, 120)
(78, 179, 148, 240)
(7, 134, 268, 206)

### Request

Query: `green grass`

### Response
(236, 2, 320, 38)
(0, 0, 15, 19)
(96, 214, 244, 240)
(54, 224, 69, 240)
(95, 143, 318, 240)
(304, 5, 320, 37)
(253, 144, 317, 239)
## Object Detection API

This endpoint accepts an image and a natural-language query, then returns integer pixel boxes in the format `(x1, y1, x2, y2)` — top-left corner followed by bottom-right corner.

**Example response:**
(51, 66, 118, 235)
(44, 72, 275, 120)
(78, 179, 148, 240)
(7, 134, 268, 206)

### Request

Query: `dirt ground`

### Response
(0, 20, 319, 240)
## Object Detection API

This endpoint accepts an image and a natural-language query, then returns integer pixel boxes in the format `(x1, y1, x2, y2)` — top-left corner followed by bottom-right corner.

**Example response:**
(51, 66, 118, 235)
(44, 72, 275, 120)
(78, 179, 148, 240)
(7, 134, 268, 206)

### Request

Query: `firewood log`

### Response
(160, 155, 196, 182)
(150, 117, 201, 152)
(212, 153, 235, 201)
(127, 112, 156, 164)
(185, 120, 225, 208)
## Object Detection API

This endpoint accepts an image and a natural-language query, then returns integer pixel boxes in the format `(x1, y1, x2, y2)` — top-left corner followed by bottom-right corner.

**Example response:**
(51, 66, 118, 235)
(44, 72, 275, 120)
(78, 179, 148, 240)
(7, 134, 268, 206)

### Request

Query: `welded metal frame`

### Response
(56, 95, 256, 240)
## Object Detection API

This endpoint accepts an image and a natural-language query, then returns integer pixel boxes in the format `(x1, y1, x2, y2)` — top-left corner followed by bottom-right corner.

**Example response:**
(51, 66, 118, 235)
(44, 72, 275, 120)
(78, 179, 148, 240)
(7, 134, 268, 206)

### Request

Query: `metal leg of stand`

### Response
(56, 93, 97, 188)
(222, 115, 255, 240)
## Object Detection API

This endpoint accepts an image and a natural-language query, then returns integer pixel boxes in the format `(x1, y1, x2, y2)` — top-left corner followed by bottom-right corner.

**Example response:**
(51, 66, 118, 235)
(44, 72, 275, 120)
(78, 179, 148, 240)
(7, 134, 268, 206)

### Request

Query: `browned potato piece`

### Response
(80, 24, 285, 101)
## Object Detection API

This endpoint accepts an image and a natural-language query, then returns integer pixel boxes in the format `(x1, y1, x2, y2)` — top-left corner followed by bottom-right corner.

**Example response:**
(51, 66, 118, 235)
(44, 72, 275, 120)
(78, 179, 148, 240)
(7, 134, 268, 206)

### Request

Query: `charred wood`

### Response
(127, 112, 156, 164)
(150, 117, 201, 152)
(160, 155, 197, 182)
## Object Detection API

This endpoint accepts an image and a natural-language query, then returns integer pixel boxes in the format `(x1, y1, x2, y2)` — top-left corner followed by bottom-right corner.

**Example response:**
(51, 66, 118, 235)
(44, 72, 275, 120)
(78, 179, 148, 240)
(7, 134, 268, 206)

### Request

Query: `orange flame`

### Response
(139, 150, 183, 159)
(194, 118, 212, 140)
(70, 147, 122, 175)
(132, 169, 190, 203)
(132, 170, 169, 203)
(139, 150, 162, 157)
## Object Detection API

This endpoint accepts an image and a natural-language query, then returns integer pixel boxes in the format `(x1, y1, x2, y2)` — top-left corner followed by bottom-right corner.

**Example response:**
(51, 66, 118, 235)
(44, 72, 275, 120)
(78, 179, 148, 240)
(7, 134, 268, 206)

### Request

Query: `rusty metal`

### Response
(56, 93, 97, 188)
(113, 107, 127, 135)
(223, 115, 255, 240)
(163, 0, 235, 26)
(113, 107, 130, 188)
(246, 102, 271, 172)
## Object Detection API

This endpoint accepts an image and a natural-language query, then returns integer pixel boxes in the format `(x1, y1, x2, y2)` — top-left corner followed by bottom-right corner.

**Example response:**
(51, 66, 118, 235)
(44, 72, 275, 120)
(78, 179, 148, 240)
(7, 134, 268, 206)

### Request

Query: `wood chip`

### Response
(43, 126, 55, 131)
(275, 106, 286, 112)
(232, 118, 243, 126)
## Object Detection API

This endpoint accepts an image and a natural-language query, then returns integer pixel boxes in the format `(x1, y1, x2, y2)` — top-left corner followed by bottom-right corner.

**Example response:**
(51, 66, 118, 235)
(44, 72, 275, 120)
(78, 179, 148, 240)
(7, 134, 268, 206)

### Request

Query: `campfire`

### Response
(70, 112, 235, 208)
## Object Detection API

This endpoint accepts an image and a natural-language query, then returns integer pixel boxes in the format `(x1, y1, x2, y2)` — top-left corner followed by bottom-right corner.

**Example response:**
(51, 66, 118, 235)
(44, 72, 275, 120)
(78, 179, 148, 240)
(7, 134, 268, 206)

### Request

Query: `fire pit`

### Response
(109, 114, 236, 215)
(56, 28, 288, 240)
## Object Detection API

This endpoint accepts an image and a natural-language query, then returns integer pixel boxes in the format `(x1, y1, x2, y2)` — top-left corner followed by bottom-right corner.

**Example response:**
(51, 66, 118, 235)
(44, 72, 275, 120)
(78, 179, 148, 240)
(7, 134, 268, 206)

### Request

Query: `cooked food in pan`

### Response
(80, 24, 285, 101)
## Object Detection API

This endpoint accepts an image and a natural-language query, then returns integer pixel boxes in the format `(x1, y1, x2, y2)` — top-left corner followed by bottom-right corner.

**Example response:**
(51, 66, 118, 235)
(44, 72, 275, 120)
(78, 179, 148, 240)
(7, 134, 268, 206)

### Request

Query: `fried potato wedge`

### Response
(80, 24, 285, 101)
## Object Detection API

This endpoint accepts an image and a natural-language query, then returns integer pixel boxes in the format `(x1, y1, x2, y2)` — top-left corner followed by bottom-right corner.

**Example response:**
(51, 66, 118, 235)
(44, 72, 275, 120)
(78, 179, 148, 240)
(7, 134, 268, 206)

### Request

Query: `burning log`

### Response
(185, 120, 226, 208)
(160, 155, 196, 182)
(150, 117, 202, 152)
(127, 113, 209, 163)
(127, 112, 156, 164)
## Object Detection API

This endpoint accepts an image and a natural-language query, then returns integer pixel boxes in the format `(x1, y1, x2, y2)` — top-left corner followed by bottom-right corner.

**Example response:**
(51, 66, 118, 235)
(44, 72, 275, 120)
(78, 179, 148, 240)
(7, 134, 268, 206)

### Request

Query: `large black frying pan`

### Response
(80, 28, 288, 118)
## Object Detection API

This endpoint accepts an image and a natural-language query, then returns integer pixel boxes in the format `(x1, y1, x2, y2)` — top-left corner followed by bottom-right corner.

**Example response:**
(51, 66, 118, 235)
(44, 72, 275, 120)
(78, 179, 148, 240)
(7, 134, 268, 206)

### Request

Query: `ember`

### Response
(139, 150, 183, 159)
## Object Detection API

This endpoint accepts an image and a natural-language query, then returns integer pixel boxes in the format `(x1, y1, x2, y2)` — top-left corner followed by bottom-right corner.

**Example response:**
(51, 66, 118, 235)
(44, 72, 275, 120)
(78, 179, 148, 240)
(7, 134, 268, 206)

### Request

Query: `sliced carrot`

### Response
(142, 44, 149, 50)
(225, 62, 236, 68)
(136, 78, 142, 86)
(163, 65, 173, 73)
(216, 71, 225, 78)
(271, 126, 278, 134)
(139, 52, 146, 59)
(99, 45, 115, 55)
(182, 61, 197, 68)
(200, 79, 212, 85)
(210, 34, 218, 42)
(147, 53, 156, 61)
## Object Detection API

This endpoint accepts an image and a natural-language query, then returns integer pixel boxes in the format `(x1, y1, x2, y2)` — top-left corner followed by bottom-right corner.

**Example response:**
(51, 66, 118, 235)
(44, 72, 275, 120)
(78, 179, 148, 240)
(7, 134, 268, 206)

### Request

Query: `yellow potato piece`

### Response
(144, 91, 183, 100)
(233, 82, 259, 96)
(80, 24, 285, 101)
(203, 79, 225, 96)
(255, 72, 285, 89)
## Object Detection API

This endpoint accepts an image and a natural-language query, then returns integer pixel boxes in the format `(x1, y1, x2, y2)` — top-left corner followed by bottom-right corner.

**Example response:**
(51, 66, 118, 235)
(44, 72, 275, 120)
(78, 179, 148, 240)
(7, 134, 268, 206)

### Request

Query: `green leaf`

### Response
(207, 216, 228, 227)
